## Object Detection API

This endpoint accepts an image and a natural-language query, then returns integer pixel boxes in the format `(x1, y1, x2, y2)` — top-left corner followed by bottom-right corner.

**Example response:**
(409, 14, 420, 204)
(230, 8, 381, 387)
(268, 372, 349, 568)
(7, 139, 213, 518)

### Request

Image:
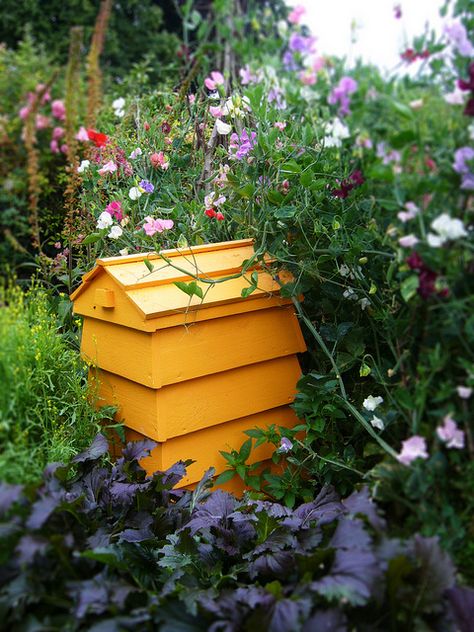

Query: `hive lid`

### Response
(71, 239, 292, 326)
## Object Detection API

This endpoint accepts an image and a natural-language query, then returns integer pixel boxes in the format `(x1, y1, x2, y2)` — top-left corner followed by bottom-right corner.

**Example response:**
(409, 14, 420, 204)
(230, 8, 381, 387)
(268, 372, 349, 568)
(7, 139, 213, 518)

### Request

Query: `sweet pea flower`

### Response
(209, 105, 223, 118)
(229, 128, 256, 160)
(444, 20, 474, 57)
(277, 437, 294, 453)
(216, 119, 232, 135)
(129, 147, 142, 159)
(328, 76, 358, 117)
(409, 99, 424, 110)
(204, 71, 225, 91)
(139, 179, 154, 193)
(87, 129, 108, 147)
(323, 119, 350, 148)
(399, 234, 419, 248)
(77, 160, 90, 173)
(437, 415, 465, 449)
(288, 4, 305, 24)
(398, 201, 420, 223)
(52, 126, 64, 140)
(289, 33, 317, 55)
(299, 70, 317, 85)
(112, 97, 125, 117)
(363, 395, 383, 411)
(108, 225, 123, 239)
(129, 187, 143, 201)
(75, 126, 89, 142)
(51, 100, 66, 120)
(274, 121, 286, 131)
(426, 213, 468, 247)
(19, 106, 30, 120)
(50, 139, 59, 153)
(143, 216, 174, 236)
(396, 436, 429, 466)
(444, 84, 467, 105)
(239, 65, 259, 85)
(97, 211, 113, 229)
(119, 248, 129, 256)
(457, 386, 472, 399)
(188, 93, 196, 105)
(105, 200, 123, 221)
(370, 415, 384, 430)
(150, 151, 169, 170)
(35, 115, 50, 130)
(204, 192, 226, 209)
(216, 211, 225, 221)
(98, 160, 117, 175)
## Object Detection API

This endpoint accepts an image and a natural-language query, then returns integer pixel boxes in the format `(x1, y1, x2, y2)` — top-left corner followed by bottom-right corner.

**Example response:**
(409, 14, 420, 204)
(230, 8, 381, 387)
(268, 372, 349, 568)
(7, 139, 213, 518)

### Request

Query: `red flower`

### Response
(216, 211, 225, 221)
(205, 208, 217, 218)
(87, 129, 108, 148)
(331, 170, 364, 198)
(401, 48, 417, 63)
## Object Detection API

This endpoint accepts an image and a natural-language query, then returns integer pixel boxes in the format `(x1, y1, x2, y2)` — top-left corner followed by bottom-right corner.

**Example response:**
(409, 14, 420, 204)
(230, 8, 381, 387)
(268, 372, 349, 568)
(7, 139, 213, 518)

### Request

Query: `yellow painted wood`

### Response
(94, 288, 115, 308)
(94, 355, 302, 442)
(81, 306, 306, 388)
(124, 405, 299, 486)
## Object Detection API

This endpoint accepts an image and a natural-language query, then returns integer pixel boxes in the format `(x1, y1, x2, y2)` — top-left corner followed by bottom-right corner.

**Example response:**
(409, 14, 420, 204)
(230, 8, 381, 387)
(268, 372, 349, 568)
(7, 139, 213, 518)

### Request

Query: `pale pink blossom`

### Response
(457, 386, 472, 399)
(98, 160, 117, 175)
(274, 121, 286, 131)
(35, 114, 50, 130)
(50, 139, 60, 153)
(75, 126, 90, 142)
(398, 234, 419, 248)
(143, 216, 174, 236)
(288, 4, 306, 24)
(437, 415, 465, 449)
(188, 94, 196, 105)
(398, 201, 420, 223)
(204, 71, 225, 91)
(299, 70, 317, 85)
(397, 436, 429, 465)
(19, 106, 30, 120)
(209, 105, 224, 118)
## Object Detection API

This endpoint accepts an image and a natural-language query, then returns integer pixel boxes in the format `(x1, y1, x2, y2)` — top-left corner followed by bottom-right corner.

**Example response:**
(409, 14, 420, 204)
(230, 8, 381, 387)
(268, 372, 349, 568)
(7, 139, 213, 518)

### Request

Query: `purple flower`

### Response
(444, 20, 474, 58)
(289, 33, 317, 55)
(436, 415, 465, 449)
(396, 436, 429, 466)
(268, 86, 287, 110)
(229, 129, 257, 160)
(453, 146, 474, 174)
(283, 50, 299, 71)
(139, 179, 154, 193)
(278, 437, 293, 453)
(328, 76, 358, 117)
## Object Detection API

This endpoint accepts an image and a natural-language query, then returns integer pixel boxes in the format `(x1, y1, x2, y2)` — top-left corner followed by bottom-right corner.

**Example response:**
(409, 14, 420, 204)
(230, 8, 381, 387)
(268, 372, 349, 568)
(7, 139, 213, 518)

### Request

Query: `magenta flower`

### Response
(105, 200, 123, 221)
(436, 415, 465, 449)
(19, 106, 30, 120)
(50, 139, 60, 154)
(35, 114, 50, 130)
(328, 76, 358, 117)
(331, 170, 365, 198)
(52, 126, 64, 140)
(288, 4, 306, 24)
(396, 435, 429, 466)
(289, 33, 317, 55)
(51, 99, 66, 121)
(204, 71, 225, 91)
(278, 437, 294, 453)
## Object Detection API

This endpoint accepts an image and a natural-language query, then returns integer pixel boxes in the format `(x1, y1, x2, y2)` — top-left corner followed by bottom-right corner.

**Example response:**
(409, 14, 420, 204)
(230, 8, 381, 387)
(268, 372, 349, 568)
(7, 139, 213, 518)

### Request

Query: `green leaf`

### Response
(241, 285, 257, 298)
(174, 280, 204, 299)
(300, 171, 313, 187)
(214, 469, 236, 485)
(390, 130, 416, 149)
(273, 206, 297, 219)
(144, 258, 154, 273)
(281, 160, 301, 174)
(81, 232, 102, 245)
(400, 275, 419, 302)
(239, 438, 253, 462)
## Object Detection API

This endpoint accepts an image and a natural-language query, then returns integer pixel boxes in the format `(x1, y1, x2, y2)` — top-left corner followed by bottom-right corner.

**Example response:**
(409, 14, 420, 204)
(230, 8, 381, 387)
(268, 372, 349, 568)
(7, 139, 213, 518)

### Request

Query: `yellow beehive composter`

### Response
(71, 239, 306, 487)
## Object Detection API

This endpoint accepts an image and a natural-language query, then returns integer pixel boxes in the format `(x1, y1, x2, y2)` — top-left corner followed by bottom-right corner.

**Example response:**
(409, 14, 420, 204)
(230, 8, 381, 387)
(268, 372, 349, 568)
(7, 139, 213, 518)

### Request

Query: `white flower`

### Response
(363, 395, 383, 411)
(444, 86, 466, 105)
(129, 187, 142, 201)
(339, 264, 351, 277)
(428, 213, 468, 247)
(359, 297, 370, 310)
(119, 248, 129, 256)
(77, 159, 90, 173)
(343, 288, 357, 300)
(129, 147, 142, 159)
(409, 99, 424, 110)
(97, 211, 113, 229)
(215, 119, 232, 135)
(457, 386, 472, 399)
(108, 225, 123, 239)
(370, 415, 384, 430)
(324, 119, 350, 148)
(112, 97, 125, 117)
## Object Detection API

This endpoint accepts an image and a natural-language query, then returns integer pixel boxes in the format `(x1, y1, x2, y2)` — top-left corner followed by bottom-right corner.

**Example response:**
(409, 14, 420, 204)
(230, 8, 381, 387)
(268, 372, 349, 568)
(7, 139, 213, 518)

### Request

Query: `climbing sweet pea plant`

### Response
(61, 0, 474, 583)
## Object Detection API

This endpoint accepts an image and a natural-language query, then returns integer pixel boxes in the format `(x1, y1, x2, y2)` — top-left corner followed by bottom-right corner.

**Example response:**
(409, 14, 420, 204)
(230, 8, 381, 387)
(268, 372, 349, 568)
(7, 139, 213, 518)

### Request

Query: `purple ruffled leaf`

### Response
(0, 482, 23, 516)
(118, 525, 154, 543)
(269, 599, 304, 632)
(248, 550, 295, 579)
(15, 534, 48, 564)
(302, 609, 348, 632)
(330, 518, 372, 550)
(122, 438, 157, 462)
(72, 434, 109, 463)
(410, 535, 455, 611)
(446, 586, 474, 632)
(288, 485, 343, 528)
(26, 494, 61, 530)
(185, 490, 238, 535)
(343, 486, 386, 531)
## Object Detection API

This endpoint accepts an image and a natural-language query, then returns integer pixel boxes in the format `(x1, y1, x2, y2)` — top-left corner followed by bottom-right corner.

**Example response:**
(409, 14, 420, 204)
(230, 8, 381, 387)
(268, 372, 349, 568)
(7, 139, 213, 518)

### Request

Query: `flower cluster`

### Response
(229, 129, 256, 160)
(331, 170, 365, 198)
(328, 76, 358, 117)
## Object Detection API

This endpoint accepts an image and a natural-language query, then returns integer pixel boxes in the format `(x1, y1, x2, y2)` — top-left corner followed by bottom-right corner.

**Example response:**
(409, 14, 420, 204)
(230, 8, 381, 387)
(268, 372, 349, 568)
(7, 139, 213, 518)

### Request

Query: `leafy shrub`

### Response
(0, 283, 113, 482)
(0, 434, 472, 631)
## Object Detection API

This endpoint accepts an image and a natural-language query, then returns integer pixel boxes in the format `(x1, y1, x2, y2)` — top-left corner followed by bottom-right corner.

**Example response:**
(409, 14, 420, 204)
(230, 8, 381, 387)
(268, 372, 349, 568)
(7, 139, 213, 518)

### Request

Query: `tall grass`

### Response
(0, 283, 112, 482)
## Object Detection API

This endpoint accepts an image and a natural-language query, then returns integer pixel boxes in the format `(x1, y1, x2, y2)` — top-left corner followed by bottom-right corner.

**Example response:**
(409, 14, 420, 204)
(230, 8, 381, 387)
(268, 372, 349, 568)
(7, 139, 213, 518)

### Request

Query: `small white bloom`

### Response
(215, 119, 232, 135)
(97, 212, 113, 229)
(108, 225, 123, 239)
(427, 232, 445, 248)
(339, 264, 351, 277)
(457, 386, 472, 399)
(112, 97, 125, 117)
(120, 217, 130, 227)
(324, 119, 350, 148)
(129, 186, 142, 201)
(370, 415, 384, 430)
(119, 248, 129, 256)
(359, 297, 370, 310)
(398, 234, 419, 248)
(343, 288, 357, 300)
(77, 159, 90, 173)
(431, 213, 467, 242)
(129, 147, 142, 159)
(363, 395, 383, 411)
(409, 99, 424, 110)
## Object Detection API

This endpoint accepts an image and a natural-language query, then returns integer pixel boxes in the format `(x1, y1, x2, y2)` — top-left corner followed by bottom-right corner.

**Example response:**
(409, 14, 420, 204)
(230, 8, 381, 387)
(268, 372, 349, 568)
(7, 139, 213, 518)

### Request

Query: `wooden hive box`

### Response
(71, 239, 306, 487)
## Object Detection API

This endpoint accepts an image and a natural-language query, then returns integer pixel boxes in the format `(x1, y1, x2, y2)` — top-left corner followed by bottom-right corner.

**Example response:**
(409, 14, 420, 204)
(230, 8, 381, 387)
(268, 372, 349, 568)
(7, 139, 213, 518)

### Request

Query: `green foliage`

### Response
(0, 283, 114, 482)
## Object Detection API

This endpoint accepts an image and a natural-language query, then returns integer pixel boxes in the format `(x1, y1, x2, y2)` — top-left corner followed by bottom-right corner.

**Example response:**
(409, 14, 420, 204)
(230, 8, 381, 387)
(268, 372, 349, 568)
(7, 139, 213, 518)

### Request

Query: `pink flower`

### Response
(50, 139, 59, 153)
(98, 160, 117, 175)
(51, 99, 66, 121)
(397, 435, 429, 465)
(398, 234, 419, 248)
(312, 56, 326, 72)
(437, 415, 465, 449)
(274, 121, 287, 131)
(397, 201, 420, 223)
(188, 94, 196, 105)
(288, 4, 306, 24)
(75, 126, 89, 142)
(150, 151, 169, 170)
(457, 386, 472, 399)
(209, 105, 223, 118)
(60, 144, 68, 154)
(19, 106, 30, 120)
(52, 126, 64, 140)
(35, 114, 50, 130)
(143, 217, 174, 236)
(204, 71, 225, 91)
(299, 70, 317, 85)
(105, 200, 123, 221)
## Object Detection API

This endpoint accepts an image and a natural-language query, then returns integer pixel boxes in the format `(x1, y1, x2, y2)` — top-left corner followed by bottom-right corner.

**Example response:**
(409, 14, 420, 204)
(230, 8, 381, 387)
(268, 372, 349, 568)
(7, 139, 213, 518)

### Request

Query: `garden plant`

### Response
(0, 0, 473, 629)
